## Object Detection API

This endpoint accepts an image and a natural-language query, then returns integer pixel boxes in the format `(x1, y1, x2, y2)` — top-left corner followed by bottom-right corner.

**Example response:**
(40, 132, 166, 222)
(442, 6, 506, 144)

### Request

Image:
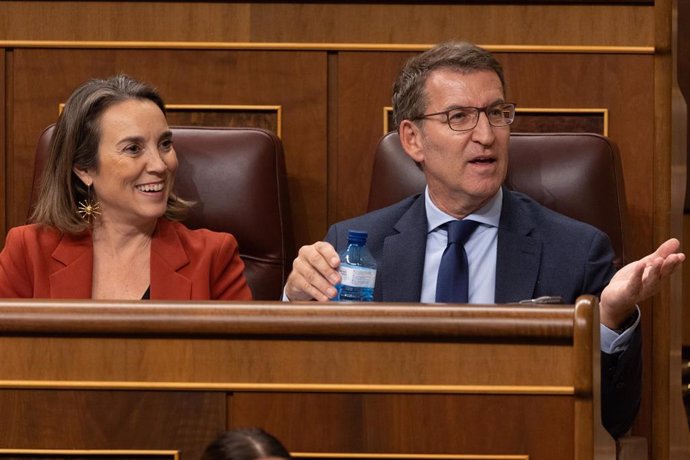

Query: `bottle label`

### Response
(339, 264, 376, 288)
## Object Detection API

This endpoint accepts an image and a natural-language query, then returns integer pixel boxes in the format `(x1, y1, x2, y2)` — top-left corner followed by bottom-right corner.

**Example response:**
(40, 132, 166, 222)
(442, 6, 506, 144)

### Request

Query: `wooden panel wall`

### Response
(249, 4, 654, 46)
(2, 390, 225, 459)
(0, 1, 685, 459)
(231, 392, 577, 457)
(3, 47, 658, 255)
(0, 2, 654, 45)
(9, 48, 327, 246)
(0, 2, 662, 253)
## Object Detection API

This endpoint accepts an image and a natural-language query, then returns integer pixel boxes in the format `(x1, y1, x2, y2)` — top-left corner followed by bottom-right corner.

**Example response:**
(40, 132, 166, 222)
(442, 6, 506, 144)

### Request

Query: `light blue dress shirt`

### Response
(420, 186, 638, 354)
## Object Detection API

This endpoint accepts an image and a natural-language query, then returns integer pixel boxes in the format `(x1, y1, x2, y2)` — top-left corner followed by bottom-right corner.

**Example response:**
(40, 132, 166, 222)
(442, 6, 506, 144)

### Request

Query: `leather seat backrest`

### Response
(368, 131, 627, 268)
(31, 125, 294, 300)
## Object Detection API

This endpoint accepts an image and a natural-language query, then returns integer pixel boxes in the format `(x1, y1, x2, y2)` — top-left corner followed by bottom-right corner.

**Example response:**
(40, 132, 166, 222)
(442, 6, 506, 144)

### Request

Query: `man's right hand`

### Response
(284, 241, 341, 301)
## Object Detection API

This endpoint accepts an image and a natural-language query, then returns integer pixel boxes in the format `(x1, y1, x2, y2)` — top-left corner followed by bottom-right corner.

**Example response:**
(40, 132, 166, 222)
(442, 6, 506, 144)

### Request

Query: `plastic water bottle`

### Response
(335, 230, 377, 302)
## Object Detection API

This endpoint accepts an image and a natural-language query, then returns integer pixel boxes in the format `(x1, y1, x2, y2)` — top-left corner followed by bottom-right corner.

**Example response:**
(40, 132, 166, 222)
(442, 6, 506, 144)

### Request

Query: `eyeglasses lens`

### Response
(447, 104, 514, 131)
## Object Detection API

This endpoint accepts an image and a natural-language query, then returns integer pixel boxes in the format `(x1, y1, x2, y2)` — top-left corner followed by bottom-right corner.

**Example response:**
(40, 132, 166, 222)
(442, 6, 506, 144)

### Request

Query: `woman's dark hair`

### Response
(30, 74, 190, 234)
(201, 428, 292, 460)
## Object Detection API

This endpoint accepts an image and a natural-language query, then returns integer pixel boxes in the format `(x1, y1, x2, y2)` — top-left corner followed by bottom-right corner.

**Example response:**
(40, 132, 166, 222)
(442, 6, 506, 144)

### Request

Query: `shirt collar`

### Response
(425, 186, 503, 233)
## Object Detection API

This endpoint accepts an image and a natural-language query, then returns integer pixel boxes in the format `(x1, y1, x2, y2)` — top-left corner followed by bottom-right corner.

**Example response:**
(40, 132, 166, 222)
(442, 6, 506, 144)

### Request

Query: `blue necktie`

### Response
(435, 220, 479, 303)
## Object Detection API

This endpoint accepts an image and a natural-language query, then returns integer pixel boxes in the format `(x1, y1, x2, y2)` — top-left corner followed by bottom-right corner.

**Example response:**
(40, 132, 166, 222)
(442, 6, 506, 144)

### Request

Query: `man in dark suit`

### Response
(284, 41, 684, 438)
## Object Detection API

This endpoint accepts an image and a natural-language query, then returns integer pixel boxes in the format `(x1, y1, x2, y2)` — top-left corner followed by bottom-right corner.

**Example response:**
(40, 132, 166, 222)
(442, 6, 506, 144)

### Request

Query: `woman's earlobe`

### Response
(72, 167, 92, 187)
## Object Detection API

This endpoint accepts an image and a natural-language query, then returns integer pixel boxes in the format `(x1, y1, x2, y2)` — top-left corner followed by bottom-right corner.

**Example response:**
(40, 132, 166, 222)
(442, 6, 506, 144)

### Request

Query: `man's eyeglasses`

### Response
(412, 102, 516, 132)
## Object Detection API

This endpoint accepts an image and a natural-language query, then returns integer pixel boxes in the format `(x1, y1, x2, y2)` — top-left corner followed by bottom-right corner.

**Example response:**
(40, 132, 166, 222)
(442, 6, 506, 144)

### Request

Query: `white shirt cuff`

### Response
(600, 305, 641, 354)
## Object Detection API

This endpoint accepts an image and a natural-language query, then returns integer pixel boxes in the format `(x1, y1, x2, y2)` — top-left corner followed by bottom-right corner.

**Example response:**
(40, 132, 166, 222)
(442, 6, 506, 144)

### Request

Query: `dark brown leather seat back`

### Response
(368, 131, 627, 268)
(31, 125, 294, 300)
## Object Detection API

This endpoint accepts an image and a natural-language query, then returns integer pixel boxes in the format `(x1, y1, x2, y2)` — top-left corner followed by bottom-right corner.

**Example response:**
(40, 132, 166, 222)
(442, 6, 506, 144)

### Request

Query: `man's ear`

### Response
(398, 120, 425, 164)
(72, 166, 92, 187)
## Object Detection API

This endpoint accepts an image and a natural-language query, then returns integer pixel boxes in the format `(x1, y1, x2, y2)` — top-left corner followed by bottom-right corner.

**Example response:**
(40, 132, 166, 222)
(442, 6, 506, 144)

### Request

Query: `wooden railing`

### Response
(0, 297, 613, 460)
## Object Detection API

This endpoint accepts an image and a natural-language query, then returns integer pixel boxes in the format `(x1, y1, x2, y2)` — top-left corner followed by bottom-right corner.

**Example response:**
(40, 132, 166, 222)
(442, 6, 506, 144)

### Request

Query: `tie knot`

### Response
(446, 220, 479, 245)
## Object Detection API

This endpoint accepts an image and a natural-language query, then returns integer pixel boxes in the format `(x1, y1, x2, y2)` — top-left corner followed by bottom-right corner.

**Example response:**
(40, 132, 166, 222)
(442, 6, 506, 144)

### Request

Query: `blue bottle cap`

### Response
(347, 230, 368, 245)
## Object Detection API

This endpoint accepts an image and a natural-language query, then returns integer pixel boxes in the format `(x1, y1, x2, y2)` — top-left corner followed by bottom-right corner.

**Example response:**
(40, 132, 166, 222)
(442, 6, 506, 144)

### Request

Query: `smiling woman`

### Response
(75, 99, 179, 229)
(0, 75, 252, 301)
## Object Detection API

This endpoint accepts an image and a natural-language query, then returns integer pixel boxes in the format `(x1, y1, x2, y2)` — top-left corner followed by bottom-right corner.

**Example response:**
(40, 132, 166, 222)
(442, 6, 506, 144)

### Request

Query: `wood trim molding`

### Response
(292, 454, 530, 460)
(166, 104, 283, 138)
(0, 449, 179, 459)
(0, 301, 577, 338)
(0, 40, 655, 54)
(0, 380, 575, 395)
(514, 107, 609, 136)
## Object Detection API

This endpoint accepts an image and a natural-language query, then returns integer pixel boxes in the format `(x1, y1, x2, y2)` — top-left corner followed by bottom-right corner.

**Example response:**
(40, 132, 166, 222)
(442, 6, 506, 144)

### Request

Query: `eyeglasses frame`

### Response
(411, 102, 517, 132)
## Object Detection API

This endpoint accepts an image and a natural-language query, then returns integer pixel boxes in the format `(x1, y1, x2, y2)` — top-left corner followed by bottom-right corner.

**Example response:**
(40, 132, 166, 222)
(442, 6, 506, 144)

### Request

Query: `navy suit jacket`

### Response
(325, 187, 641, 439)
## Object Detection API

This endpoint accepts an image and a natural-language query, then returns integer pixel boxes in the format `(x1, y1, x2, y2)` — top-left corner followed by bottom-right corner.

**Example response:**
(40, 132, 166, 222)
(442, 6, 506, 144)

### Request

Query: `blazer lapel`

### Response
(50, 232, 93, 299)
(495, 189, 542, 303)
(150, 220, 192, 300)
(379, 196, 428, 302)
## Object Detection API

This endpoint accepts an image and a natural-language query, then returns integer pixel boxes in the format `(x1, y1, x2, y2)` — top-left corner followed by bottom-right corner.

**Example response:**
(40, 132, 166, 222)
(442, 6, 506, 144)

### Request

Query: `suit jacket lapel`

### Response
(150, 220, 192, 300)
(50, 232, 93, 299)
(379, 196, 427, 302)
(495, 189, 542, 303)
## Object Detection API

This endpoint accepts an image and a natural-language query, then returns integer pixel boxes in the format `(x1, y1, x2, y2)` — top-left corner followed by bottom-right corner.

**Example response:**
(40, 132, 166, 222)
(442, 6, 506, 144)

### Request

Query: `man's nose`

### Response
(471, 111, 495, 144)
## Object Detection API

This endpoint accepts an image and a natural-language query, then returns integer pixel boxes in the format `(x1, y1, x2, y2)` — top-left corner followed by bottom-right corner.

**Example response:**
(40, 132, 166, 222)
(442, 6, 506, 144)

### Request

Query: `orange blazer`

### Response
(0, 219, 252, 300)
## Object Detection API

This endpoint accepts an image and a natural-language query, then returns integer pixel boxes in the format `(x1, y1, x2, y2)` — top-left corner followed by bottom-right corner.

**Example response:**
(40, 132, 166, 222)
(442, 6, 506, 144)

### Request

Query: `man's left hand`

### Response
(600, 238, 685, 330)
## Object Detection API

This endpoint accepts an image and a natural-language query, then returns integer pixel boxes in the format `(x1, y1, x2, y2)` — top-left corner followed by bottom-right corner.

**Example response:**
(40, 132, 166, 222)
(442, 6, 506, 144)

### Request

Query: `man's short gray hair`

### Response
(392, 41, 506, 130)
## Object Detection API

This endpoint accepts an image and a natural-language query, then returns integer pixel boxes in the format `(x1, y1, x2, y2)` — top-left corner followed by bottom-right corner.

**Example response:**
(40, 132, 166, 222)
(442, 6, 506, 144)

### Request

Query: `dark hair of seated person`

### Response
(201, 428, 292, 460)
(31, 74, 191, 234)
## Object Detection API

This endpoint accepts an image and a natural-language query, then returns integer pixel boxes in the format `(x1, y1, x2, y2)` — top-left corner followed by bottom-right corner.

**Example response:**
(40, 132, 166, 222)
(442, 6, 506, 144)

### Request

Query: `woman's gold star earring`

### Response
(77, 184, 101, 222)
